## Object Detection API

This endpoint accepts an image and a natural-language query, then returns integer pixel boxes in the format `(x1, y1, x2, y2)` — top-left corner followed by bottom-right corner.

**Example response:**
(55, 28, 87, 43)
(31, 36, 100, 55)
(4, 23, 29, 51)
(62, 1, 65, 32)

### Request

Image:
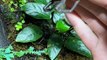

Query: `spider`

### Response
(44, 0, 80, 13)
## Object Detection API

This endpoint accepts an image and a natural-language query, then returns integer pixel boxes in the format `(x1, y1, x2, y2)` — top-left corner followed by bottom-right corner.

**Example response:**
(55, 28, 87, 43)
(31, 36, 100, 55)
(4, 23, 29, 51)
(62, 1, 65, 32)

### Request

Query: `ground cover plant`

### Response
(0, 0, 92, 60)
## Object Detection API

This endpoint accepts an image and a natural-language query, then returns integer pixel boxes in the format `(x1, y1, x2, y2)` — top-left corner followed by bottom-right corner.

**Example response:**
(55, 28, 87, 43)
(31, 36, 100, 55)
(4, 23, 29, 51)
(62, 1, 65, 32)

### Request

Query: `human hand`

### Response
(66, 0, 107, 60)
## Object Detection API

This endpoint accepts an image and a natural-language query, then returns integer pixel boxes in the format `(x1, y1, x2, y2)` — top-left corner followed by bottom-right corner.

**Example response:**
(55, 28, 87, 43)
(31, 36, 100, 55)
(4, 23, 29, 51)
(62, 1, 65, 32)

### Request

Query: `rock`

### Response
(0, 18, 10, 48)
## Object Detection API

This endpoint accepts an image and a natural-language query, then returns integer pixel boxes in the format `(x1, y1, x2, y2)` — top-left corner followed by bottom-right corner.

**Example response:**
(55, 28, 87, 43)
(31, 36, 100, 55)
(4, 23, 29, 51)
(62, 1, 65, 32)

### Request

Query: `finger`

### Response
(75, 6, 107, 38)
(88, 0, 107, 9)
(66, 13, 98, 50)
(79, 0, 107, 26)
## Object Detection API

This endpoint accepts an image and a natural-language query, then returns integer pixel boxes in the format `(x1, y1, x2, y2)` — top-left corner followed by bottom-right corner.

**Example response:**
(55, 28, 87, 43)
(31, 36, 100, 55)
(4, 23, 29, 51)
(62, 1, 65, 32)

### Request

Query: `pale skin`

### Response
(66, 0, 107, 60)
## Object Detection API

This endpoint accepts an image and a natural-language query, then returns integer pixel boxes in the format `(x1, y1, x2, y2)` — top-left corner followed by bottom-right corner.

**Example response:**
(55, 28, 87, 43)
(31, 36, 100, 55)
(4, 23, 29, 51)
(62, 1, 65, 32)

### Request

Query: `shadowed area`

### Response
(0, 18, 10, 48)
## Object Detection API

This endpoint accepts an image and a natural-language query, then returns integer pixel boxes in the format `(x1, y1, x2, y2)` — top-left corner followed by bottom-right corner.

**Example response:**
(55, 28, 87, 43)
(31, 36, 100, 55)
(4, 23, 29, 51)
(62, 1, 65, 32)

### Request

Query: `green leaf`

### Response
(16, 24, 43, 43)
(27, 46, 35, 51)
(14, 51, 25, 57)
(5, 48, 11, 53)
(53, 12, 70, 25)
(53, 13, 65, 23)
(0, 58, 3, 60)
(33, 48, 48, 56)
(17, 22, 23, 26)
(4, 53, 14, 60)
(35, 0, 50, 4)
(2, 0, 5, 2)
(0, 52, 5, 59)
(56, 20, 70, 33)
(34, 50, 46, 56)
(65, 36, 92, 57)
(47, 34, 63, 60)
(21, 3, 51, 20)
(5, 45, 13, 53)
(70, 30, 80, 39)
(19, 0, 27, 4)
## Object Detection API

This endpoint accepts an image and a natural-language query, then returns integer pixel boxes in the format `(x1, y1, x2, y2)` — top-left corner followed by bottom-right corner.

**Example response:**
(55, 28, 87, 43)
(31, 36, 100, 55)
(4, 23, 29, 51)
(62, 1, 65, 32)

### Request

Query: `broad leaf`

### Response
(47, 34, 63, 60)
(53, 12, 65, 23)
(65, 36, 92, 57)
(56, 20, 70, 33)
(70, 30, 80, 39)
(21, 3, 51, 20)
(16, 24, 43, 43)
